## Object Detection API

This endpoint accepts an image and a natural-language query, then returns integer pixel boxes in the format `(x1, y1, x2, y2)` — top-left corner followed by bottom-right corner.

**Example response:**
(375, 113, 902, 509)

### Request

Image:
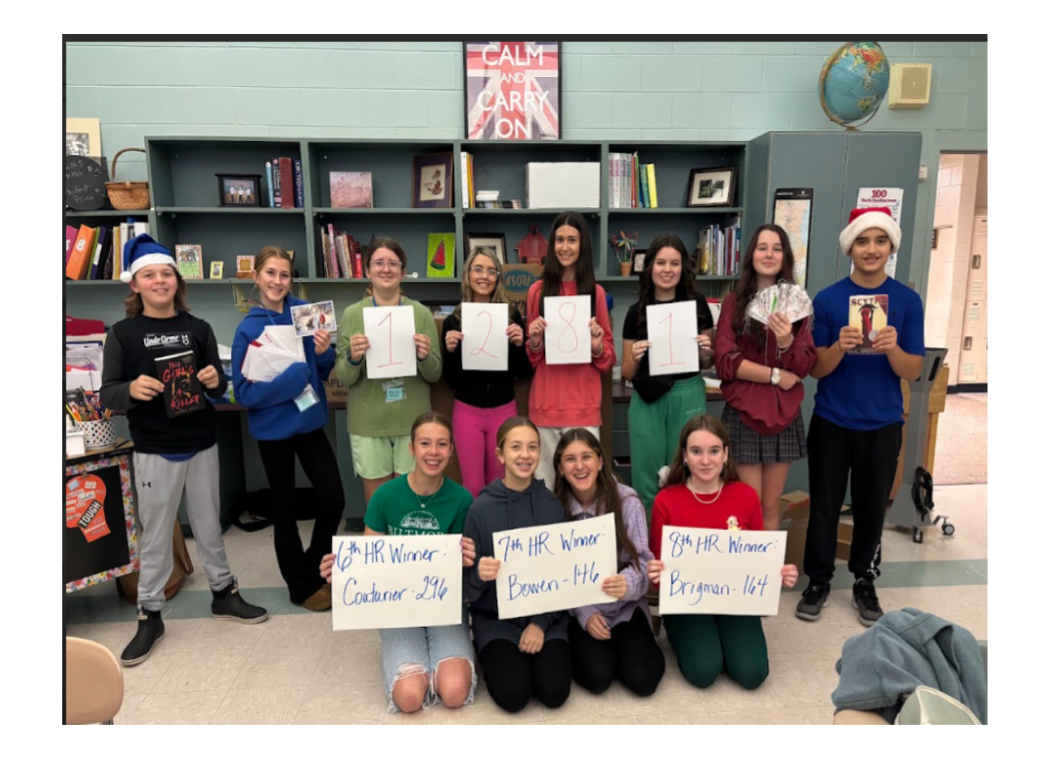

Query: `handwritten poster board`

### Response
(462, 303, 509, 371)
(493, 515, 617, 620)
(543, 295, 591, 365)
(64, 155, 108, 211)
(65, 451, 139, 593)
(364, 305, 417, 379)
(330, 535, 463, 630)
(647, 300, 700, 376)
(659, 526, 786, 616)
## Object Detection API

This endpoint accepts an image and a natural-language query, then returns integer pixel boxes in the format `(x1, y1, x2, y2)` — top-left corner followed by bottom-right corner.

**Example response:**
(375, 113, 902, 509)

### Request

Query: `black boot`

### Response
(211, 577, 269, 624)
(120, 607, 164, 667)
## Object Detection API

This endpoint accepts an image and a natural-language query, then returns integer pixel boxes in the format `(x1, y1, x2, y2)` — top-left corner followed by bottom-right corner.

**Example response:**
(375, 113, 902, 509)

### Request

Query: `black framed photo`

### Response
(216, 174, 262, 207)
(633, 248, 649, 273)
(464, 42, 561, 140)
(687, 166, 736, 208)
(413, 152, 454, 209)
(465, 232, 508, 265)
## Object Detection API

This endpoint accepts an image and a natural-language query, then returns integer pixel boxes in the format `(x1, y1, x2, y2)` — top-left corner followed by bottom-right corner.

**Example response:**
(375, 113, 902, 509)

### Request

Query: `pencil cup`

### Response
(83, 419, 117, 449)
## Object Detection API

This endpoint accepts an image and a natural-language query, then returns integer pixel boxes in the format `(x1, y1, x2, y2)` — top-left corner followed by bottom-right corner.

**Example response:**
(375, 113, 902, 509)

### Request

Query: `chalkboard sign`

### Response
(64, 154, 108, 211)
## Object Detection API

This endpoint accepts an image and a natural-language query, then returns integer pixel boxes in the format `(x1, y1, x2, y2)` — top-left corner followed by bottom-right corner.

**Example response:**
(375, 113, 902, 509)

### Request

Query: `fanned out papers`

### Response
(746, 282, 813, 325)
(241, 324, 305, 382)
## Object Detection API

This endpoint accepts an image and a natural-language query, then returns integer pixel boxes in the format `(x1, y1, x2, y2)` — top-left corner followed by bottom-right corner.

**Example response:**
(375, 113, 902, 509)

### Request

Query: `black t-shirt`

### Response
(100, 312, 226, 453)
(441, 307, 533, 408)
(622, 295, 715, 404)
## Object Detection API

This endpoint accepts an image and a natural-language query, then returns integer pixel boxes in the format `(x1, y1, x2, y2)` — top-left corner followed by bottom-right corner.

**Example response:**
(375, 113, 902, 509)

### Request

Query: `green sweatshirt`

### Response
(335, 296, 442, 437)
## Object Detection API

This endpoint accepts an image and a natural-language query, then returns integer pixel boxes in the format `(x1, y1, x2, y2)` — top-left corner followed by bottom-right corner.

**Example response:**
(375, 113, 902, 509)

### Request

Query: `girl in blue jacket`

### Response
(231, 246, 345, 611)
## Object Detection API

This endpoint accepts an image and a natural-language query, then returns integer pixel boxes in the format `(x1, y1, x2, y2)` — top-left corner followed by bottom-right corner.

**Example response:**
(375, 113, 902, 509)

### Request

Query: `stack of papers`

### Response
(241, 325, 305, 382)
(66, 340, 104, 391)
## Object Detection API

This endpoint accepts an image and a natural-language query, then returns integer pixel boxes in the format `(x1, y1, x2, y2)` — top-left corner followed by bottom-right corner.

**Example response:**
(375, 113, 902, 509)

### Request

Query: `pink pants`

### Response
(452, 399, 519, 498)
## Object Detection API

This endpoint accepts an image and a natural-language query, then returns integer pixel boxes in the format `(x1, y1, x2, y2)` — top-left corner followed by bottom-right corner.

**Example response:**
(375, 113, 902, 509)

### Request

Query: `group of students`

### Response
(98, 204, 924, 715)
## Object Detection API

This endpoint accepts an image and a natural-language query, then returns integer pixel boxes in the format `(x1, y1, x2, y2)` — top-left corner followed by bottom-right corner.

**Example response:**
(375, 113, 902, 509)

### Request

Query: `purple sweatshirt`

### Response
(568, 482, 651, 630)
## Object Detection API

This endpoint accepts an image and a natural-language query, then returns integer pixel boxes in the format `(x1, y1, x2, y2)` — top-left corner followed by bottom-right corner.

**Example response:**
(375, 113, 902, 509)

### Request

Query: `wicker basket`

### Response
(106, 147, 150, 210)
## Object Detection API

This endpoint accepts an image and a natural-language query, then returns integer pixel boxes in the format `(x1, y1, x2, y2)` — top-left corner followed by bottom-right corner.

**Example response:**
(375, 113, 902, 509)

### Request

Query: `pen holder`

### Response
(82, 418, 117, 449)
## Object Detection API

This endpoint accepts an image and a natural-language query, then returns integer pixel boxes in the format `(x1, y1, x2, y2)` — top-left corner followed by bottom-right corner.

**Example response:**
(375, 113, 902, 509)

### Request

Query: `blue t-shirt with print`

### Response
(812, 276, 925, 430)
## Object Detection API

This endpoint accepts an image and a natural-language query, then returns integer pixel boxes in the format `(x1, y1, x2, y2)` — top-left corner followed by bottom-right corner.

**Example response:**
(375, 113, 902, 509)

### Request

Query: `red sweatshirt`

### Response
(649, 481, 763, 559)
(526, 281, 615, 427)
(714, 293, 817, 435)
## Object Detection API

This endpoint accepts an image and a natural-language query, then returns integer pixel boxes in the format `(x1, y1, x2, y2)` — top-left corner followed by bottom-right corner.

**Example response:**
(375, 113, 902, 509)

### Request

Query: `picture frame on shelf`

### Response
(65, 118, 101, 157)
(330, 171, 373, 208)
(216, 174, 262, 207)
(209, 262, 224, 280)
(235, 255, 255, 278)
(465, 232, 508, 265)
(633, 248, 648, 274)
(464, 42, 561, 140)
(412, 152, 454, 209)
(175, 244, 203, 280)
(687, 166, 736, 208)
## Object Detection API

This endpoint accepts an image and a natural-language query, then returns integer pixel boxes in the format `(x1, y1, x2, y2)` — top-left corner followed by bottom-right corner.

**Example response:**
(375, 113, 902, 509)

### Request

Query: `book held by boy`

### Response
(155, 351, 207, 418)
(848, 294, 888, 354)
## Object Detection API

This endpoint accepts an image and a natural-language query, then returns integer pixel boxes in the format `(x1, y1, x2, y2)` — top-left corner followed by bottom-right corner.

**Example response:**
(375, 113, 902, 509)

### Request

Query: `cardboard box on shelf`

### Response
(323, 374, 347, 404)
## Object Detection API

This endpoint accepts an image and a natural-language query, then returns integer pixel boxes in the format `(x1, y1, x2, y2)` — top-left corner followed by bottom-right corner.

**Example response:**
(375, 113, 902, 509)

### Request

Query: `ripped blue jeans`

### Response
(379, 612, 476, 714)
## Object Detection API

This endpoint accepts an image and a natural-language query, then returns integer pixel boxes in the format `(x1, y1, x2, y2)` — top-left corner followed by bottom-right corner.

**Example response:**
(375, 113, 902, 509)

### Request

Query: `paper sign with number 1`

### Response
(647, 300, 699, 376)
(364, 305, 417, 379)
(462, 303, 509, 371)
(544, 295, 591, 365)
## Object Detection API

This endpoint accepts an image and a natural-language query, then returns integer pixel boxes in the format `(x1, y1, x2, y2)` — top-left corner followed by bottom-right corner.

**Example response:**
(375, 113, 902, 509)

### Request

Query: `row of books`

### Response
(698, 217, 741, 277)
(320, 224, 364, 278)
(473, 190, 522, 209)
(65, 221, 150, 280)
(609, 152, 658, 209)
(264, 158, 305, 208)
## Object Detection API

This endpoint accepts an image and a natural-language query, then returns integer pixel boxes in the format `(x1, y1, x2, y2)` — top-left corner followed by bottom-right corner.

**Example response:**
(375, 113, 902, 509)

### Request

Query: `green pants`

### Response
(663, 613, 769, 690)
(629, 377, 709, 521)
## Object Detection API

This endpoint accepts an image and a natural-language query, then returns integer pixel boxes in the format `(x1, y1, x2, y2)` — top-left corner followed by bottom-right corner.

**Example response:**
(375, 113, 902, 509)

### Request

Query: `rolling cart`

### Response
(888, 348, 955, 543)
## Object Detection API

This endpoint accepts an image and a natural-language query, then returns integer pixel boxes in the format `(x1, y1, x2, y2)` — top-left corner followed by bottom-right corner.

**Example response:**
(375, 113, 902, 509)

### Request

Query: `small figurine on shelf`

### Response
(515, 225, 548, 265)
(610, 230, 637, 276)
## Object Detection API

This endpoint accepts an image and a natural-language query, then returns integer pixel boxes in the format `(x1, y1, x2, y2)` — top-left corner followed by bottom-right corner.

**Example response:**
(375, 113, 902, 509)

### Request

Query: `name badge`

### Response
(294, 384, 320, 412)
(383, 379, 406, 403)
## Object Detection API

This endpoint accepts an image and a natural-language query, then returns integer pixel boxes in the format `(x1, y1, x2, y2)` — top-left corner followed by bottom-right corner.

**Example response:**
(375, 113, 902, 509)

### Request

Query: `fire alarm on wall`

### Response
(888, 63, 932, 109)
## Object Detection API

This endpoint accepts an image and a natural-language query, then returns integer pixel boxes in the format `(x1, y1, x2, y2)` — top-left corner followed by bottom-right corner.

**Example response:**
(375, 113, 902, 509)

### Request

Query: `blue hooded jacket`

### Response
(231, 297, 336, 440)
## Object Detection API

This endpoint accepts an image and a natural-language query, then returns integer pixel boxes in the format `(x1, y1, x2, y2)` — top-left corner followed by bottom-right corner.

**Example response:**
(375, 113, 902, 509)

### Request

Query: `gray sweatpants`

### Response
(133, 446, 233, 610)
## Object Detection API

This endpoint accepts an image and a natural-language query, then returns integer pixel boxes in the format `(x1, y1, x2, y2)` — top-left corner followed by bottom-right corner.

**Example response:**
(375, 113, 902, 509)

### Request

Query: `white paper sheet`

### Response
(493, 515, 617, 620)
(647, 300, 700, 376)
(659, 526, 786, 617)
(461, 303, 509, 371)
(543, 295, 591, 365)
(331, 535, 463, 630)
(364, 305, 417, 379)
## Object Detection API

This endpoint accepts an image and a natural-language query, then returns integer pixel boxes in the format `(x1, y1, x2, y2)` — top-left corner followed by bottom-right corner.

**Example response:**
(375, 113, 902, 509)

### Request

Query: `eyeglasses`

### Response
(371, 260, 402, 271)
(470, 265, 500, 278)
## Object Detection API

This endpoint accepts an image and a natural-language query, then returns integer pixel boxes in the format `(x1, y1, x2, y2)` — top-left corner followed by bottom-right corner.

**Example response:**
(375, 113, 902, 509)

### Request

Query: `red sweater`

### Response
(649, 482, 763, 559)
(714, 293, 817, 435)
(526, 281, 615, 427)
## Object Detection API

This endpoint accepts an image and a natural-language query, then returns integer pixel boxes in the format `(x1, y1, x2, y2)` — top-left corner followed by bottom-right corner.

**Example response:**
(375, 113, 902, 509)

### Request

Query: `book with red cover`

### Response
(279, 158, 295, 209)
(154, 351, 206, 418)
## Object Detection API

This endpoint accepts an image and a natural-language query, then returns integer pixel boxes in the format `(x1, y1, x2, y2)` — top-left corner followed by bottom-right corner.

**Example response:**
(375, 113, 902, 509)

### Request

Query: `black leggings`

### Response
(478, 638, 571, 713)
(569, 607, 666, 696)
(257, 428, 345, 604)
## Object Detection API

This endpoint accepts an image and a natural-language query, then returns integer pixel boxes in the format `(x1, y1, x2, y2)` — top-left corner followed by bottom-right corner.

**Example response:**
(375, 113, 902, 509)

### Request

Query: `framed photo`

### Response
(687, 166, 737, 208)
(413, 153, 454, 208)
(235, 255, 255, 278)
(209, 261, 224, 280)
(175, 244, 203, 280)
(633, 249, 648, 274)
(65, 118, 101, 157)
(465, 232, 508, 265)
(464, 42, 561, 140)
(216, 174, 263, 207)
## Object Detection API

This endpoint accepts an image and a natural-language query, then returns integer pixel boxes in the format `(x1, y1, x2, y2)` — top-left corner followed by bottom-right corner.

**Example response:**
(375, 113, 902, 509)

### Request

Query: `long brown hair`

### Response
(454, 246, 514, 321)
(410, 411, 453, 442)
(730, 224, 796, 348)
(123, 266, 190, 318)
(552, 429, 641, 570)
(539, 211, 596, 319)
(635, 232, 700, 340)
(253, 245, 294, 305)
(662, 415, 740, 488)
(495, 416, 539, 452)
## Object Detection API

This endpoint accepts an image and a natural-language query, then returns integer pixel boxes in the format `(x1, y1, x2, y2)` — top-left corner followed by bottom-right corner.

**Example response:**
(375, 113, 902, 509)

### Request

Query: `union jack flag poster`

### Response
(464, 42, 561, 141)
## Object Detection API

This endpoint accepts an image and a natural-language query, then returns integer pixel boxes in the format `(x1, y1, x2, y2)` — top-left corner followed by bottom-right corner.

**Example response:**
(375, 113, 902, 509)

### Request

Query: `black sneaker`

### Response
(120, 607, 164, 666)
(795, 581, 830, 622)
(211, 577, 269, 624)
(852, 579, 884, 627)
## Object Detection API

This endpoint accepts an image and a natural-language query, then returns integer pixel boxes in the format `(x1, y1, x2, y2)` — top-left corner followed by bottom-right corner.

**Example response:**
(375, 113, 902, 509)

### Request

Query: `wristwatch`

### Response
(770, 367, 781, 386)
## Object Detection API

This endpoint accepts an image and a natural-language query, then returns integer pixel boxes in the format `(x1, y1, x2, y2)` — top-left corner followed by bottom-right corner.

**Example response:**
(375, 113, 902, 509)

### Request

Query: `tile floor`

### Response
(66, 483, 987, 725)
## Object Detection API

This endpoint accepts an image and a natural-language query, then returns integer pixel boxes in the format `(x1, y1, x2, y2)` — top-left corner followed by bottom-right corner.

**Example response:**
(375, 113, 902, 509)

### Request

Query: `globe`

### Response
(819, 42, 890, 129)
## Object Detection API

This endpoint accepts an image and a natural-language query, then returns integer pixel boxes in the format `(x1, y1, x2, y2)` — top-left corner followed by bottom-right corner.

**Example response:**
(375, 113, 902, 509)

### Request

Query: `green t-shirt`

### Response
(363, 475, 472, 536)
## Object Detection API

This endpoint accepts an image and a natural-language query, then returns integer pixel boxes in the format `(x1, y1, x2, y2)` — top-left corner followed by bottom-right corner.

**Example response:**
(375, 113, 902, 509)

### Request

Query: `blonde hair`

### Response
(455, 247, 513, 320)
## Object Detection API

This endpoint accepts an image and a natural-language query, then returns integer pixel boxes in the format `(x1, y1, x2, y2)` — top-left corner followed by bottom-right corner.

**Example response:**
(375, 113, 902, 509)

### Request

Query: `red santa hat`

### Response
(838, 207, 901, 255)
